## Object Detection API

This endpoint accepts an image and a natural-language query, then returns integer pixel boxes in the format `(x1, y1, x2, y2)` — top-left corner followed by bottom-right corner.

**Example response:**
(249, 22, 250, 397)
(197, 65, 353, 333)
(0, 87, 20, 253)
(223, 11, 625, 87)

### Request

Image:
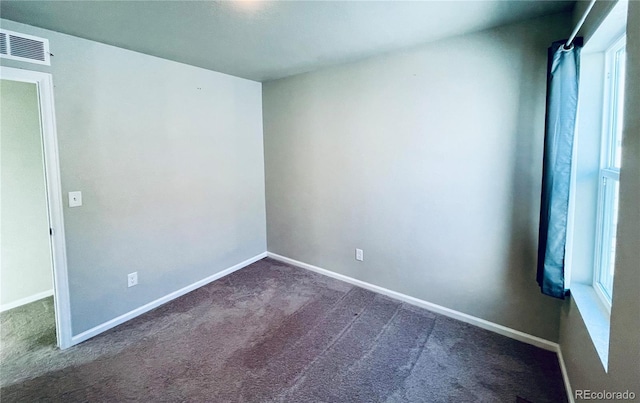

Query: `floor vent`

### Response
(0, 29, 50, 66)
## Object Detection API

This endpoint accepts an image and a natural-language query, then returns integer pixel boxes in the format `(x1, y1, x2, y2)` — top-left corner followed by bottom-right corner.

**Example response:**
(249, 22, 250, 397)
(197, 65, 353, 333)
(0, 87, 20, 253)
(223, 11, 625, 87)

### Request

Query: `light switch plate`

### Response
(68, 191, 82, 207)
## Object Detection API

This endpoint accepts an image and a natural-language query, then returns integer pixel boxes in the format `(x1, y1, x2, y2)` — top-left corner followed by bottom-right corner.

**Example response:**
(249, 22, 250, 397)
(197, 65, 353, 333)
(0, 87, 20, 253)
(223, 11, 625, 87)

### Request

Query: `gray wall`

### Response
(263, 13, 569, 342)
(559, 0, 640, 396)
(0, 19, 266, 335)
(0, 79, 53, 307)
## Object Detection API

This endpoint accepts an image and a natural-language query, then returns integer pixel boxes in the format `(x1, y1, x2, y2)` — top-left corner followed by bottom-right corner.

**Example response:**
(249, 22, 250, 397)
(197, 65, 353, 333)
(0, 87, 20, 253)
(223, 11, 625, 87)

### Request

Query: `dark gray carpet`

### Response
(0, 258, 566, 402)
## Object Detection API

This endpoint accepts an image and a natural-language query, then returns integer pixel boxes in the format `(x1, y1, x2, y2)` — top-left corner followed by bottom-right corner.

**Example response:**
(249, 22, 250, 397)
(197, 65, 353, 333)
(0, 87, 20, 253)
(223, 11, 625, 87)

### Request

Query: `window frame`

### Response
(592, 34, 626, 312)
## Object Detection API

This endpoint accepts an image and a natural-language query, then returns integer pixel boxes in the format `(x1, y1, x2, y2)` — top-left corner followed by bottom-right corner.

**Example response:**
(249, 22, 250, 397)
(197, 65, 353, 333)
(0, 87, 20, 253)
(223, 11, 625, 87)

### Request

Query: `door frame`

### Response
(1, 66, 73, 349)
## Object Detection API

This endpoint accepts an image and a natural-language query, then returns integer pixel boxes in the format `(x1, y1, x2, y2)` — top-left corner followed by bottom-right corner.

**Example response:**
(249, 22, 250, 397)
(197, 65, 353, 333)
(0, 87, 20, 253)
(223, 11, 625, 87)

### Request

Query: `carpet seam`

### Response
(279, 291, 380, 400)
(389, 307, 439, 402)
(343, 301, 403, 372)
(241, 286, 361, 401)
(246, 288, 328, 352)
(337, 302, 433, 402)
(284, 299, 404, 402)
(281, 286, 359, 350)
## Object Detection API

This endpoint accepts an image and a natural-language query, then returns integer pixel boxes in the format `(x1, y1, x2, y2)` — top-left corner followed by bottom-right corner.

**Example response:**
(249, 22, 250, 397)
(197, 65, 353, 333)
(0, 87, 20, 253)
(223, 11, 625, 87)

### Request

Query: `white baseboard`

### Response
(267, 252, 575, 399)
(0, 289, 53, 312)
(556, 346, 575, 403)
(66, 250, 575, 400)
(71, 252, 268, 345)
(267, 252, 558, 351)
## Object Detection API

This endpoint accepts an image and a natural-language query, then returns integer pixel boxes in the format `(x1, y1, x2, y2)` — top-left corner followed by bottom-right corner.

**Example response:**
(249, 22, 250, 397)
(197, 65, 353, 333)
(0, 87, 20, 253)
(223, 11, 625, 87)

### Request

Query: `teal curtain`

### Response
(537, 39, 582, 298)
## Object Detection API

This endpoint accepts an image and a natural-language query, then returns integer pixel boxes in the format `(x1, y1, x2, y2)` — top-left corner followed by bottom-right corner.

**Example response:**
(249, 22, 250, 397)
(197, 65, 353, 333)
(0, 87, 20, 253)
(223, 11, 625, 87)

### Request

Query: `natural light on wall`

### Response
(231, 0, 266, 13)
(566, 0, 628, 371)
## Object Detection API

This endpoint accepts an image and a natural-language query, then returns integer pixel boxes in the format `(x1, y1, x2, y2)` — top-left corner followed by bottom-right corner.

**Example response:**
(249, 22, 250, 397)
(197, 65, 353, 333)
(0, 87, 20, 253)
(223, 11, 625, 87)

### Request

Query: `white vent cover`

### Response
(0, 29, 50, 65)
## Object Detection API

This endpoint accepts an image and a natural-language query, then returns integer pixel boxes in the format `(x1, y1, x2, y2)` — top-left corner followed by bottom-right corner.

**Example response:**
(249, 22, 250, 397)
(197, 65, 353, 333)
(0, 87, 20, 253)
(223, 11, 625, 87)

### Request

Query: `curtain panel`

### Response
(537, 39, 582, 299)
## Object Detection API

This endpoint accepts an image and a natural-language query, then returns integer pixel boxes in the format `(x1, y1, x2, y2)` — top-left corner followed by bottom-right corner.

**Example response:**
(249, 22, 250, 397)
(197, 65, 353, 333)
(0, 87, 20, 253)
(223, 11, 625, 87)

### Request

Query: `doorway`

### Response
(0, 66, 72, 350)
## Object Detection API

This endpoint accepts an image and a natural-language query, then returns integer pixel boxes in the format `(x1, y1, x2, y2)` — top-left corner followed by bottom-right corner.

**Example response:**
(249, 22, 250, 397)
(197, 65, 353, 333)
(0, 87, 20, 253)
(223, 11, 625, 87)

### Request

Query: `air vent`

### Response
(0, 32, 7, 55)
(0, 29, 50, 65)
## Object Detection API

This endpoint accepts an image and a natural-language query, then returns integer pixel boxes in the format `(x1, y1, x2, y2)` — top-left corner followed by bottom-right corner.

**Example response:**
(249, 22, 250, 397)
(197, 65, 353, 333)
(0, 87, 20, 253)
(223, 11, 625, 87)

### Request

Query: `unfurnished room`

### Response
(0, 0, 638, 402)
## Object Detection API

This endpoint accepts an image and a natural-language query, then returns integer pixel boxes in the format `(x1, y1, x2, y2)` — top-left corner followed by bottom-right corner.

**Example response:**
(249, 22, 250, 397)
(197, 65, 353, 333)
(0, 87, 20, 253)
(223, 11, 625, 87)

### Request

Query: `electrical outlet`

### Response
(127, 272, 138, 288)
(68, 191, 82, 207)
(355, 248, 364, 262)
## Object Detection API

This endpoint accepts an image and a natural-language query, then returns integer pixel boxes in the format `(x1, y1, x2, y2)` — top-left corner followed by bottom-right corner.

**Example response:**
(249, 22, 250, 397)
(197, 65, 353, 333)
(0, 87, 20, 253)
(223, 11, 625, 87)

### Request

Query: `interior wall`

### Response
(559, 0, 640, 395)
(0, 79, 53, 308)
(263, 12, 570, 342)
(0, 19, 266, 336)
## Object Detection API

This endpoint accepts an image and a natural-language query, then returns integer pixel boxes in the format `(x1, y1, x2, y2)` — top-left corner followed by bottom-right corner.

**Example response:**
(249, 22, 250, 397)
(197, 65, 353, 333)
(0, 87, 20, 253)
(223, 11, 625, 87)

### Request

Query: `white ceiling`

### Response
(0, 1, 574, 82)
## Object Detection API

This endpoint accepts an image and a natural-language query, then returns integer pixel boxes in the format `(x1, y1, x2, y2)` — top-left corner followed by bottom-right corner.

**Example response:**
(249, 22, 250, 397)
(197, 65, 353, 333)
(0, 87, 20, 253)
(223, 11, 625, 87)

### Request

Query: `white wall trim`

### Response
(556, 346, 575, 403)
(70, 252, 267, 346)
(267, 252, 575, 398)
(0, 67, 73, 349)
(268, 252, 558, 351)
(267, 252, 576, 398)
(0, 289, 53, 312)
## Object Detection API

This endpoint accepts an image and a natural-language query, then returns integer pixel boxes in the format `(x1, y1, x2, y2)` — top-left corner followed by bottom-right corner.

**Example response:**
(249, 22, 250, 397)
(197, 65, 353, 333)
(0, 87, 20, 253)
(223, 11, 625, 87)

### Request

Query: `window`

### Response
(565, 1, 628, 370)
(593, 35, 625, 308)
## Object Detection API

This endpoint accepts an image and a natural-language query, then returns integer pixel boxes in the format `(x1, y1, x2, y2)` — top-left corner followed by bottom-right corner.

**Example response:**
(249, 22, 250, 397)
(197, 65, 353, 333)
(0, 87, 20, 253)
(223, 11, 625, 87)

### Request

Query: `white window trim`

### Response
(566, 0, 628, 372)
(592, 34, 625, 313)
